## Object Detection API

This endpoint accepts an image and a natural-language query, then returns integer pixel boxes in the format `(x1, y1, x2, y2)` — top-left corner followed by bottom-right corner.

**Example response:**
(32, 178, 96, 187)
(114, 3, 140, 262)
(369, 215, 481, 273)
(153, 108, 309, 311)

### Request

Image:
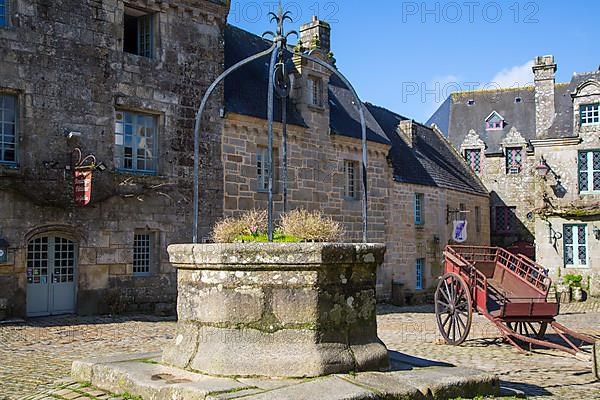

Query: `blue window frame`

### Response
(580, 104, 599, 126)
(0, 0, 7, 27)
(563, 225, 587, 268)
(115, 111, 157, 174)
(416, 258, 424, 290)
(0, 94, 17, 165)
(414, 193, 424, 226)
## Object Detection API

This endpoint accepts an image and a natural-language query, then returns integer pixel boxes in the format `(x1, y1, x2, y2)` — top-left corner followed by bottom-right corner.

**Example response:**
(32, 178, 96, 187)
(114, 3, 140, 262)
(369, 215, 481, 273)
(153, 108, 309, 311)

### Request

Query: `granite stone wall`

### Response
(0, 0, 228, 317)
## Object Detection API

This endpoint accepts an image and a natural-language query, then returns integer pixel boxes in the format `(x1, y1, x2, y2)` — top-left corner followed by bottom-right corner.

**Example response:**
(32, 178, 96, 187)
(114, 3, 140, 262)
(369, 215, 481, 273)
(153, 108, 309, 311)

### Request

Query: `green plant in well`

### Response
(211, 209, 268, 243)
(210, 209, 344, 243)
(235, 232, 300, 243)
(564, 274, 583, 288)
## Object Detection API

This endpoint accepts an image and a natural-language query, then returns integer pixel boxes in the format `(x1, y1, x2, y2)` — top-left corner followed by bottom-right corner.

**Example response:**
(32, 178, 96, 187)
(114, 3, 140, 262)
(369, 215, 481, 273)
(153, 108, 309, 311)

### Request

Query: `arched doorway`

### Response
(26, 235, 77, 317)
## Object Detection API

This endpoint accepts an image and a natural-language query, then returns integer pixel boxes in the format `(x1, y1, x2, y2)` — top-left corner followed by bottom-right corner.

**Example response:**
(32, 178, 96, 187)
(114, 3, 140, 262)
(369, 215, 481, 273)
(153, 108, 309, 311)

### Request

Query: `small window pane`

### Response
(414, 193, 424, 226)
(308, 77, 323, 107)
(344, 160, 358, 199)
(257, 147, 271, 192)
(133, 233, 152, 276)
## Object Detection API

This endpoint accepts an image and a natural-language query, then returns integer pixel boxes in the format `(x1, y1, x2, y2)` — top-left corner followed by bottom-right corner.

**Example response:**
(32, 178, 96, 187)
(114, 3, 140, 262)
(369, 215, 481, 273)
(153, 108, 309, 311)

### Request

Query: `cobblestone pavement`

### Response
(378, 302, 600, 400)
(1, 302, 599, 400)
(0, 315, 175, 400)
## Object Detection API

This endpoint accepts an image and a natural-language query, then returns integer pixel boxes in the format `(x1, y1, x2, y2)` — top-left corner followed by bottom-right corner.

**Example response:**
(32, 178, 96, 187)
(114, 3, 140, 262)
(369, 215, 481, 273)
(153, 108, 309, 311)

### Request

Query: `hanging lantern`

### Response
(535, 159, 550, 178)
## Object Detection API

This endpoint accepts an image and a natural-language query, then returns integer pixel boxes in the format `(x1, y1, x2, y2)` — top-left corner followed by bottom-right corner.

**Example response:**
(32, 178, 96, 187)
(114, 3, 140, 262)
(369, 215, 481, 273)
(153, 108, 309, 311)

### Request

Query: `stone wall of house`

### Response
(533, 79, 600, 296)
(383, 183, 491, 300)
(221, 113, 390, 246)
(0, 0, 228, 317)
(478, 152, 537, 247)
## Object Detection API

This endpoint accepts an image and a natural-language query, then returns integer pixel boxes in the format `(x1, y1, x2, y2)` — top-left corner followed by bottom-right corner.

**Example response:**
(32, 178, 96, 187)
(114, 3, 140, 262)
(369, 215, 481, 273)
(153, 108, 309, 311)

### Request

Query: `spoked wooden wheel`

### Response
(506, 321, 548, 339)
(435, 273, 473, 345)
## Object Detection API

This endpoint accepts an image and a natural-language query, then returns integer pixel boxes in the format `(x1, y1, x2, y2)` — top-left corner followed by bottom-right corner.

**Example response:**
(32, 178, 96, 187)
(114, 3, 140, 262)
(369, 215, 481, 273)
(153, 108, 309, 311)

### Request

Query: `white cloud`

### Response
(489, 60, 535, 88)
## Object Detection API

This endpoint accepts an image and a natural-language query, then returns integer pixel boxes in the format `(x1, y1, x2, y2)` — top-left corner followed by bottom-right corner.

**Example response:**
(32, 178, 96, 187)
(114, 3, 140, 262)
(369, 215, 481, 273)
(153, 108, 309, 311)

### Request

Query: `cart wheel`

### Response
(435, 272, 473, 345)
(506, 322, 548, 339)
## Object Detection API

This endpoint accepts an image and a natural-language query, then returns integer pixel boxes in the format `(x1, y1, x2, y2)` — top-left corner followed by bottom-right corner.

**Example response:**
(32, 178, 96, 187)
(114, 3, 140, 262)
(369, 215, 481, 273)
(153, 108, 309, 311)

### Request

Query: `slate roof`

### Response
(328, 74, 390, 145)
(366, 104, 488, 195)
(427, 69, 600, 153)
(224, 25, 306, 127)
(224, 24, 486, 195)
(224, 25, 389, 145)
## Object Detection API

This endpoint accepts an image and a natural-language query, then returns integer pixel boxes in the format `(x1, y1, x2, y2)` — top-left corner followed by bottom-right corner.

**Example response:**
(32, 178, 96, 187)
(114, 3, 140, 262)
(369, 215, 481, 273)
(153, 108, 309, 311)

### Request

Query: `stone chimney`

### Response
(300, 16, 331, 56)
(533, 55, 557, 138)
(397, 120, 417, 148)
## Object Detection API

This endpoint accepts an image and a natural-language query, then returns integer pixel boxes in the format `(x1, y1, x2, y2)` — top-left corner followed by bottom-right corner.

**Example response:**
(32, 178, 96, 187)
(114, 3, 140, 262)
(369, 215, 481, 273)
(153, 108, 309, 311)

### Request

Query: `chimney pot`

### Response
(300, 16, 331, 56)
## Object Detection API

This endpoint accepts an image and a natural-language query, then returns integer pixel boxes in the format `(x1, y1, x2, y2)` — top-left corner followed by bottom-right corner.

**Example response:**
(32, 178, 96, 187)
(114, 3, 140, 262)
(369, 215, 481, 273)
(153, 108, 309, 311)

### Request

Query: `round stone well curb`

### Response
(162, 242, 390, 378)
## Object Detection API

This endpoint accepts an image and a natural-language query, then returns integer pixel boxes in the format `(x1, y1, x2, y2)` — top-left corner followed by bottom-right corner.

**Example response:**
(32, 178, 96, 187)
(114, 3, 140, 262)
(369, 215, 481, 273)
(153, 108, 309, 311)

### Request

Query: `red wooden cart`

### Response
(435, 245, 599, 378)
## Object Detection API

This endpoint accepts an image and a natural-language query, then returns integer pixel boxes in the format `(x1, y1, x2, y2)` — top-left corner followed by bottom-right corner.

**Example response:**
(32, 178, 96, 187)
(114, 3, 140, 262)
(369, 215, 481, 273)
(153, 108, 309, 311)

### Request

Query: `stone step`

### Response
(72, 352, 500, 400)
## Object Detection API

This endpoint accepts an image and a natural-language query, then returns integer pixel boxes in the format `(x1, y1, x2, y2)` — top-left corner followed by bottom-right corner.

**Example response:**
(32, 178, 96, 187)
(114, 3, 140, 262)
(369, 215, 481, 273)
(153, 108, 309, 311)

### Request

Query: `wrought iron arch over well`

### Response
(192, 3, 369, 243)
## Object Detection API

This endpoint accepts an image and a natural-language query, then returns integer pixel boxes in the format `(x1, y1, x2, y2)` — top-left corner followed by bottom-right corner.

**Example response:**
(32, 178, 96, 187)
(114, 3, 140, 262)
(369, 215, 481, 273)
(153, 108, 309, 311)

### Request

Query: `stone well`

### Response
(162, 242, 390, 378)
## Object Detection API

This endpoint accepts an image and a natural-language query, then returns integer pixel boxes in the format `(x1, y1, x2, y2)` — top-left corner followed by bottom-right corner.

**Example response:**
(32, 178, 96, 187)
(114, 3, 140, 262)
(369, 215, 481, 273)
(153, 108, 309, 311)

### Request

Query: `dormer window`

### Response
(580, 103, 599, 126)
(485, 111, 505, 131)
(308, 77, 323, 107)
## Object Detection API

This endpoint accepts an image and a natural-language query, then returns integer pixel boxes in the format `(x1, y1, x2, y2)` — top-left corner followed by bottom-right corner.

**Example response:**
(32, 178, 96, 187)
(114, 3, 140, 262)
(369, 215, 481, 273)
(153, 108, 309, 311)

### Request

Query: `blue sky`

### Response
(229, 0, 600, 123)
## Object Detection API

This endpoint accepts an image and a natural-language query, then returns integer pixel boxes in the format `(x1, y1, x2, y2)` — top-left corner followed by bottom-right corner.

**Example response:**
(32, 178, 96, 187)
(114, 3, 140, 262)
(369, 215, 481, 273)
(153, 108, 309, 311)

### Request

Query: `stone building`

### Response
(430, 55, 600, 296)
(0, 0, 489, 319)
(0, 0, 228, 317)
(222, 23, 490, 301)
